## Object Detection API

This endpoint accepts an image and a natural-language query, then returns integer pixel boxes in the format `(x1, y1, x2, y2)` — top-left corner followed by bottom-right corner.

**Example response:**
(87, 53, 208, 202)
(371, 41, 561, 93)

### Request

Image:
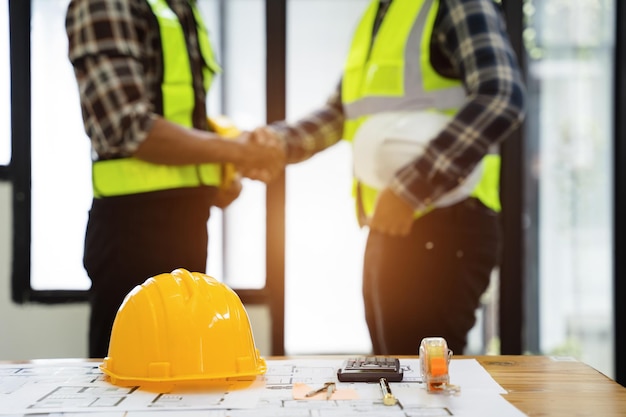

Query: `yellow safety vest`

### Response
(92, 0, 223, 198)
(342, 0, 501, 218)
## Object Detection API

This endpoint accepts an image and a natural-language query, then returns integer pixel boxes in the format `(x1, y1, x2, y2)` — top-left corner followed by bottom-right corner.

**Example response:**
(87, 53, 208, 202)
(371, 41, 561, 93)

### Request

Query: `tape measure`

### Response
(419, 337, 460, 394)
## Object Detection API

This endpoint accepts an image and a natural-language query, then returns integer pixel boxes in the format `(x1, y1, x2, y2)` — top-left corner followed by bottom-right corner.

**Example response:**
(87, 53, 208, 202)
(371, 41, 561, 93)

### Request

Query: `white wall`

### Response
(0, 181, 89, 360)
(0, 181, 271, 360)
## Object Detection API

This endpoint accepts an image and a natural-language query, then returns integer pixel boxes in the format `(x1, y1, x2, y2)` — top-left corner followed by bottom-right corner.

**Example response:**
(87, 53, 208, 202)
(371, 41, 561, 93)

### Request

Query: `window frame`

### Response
(0, 0, 10, 173)
(0, 0, 12, 180)
(614, 0, 626, 386)
(10, 0, 73, 304)
(10, 0, 95, 303)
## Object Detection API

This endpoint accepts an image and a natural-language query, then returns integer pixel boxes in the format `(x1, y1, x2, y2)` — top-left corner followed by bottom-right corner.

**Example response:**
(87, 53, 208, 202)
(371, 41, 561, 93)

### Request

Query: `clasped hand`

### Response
(235, 126, 286, 183)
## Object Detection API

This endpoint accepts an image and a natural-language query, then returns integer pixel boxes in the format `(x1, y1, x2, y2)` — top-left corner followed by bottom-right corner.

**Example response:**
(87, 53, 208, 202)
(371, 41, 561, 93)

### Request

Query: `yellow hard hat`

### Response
(100, 268, 267, 386)
(352, 111, 483, 208)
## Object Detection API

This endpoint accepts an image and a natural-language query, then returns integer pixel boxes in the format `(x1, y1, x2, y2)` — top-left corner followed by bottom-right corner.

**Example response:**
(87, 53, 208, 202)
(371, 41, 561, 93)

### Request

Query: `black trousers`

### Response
(83, 187, 216, 358)
(362, 198, 501, 355)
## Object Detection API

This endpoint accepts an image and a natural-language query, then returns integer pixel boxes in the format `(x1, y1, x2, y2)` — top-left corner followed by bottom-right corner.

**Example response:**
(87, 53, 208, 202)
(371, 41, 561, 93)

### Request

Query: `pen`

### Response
(379, 377, 397, 406)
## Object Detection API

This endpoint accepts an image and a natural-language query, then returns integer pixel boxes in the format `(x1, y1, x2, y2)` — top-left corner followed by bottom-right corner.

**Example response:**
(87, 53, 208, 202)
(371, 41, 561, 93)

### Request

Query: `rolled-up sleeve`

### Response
(66, 0, 157, 159)
(269, 87, 345, 164)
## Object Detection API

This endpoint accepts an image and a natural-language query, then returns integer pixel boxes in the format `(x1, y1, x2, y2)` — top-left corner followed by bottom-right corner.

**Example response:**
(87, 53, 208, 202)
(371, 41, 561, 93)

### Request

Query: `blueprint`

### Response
(0, 358, 526, 416)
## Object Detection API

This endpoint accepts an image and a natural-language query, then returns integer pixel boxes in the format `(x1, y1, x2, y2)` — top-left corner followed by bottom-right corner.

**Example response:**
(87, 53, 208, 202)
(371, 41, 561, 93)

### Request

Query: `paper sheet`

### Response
(0, 358, 526, 416)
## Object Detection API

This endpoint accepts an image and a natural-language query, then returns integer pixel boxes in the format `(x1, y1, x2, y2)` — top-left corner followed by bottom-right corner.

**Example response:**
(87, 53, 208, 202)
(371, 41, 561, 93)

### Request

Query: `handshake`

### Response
(233, 126, 287, 184)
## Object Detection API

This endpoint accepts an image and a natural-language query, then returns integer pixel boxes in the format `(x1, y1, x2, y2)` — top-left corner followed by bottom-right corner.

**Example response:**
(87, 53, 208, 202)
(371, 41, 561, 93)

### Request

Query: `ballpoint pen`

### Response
(379, 377, 397, 406)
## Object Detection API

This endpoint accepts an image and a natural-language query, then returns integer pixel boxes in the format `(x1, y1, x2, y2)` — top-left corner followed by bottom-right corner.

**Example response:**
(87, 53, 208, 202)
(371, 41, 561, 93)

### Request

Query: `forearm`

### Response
(269, 89, 345, 164)
(134, 117, 246, 165)
(134, 117, 285, 177)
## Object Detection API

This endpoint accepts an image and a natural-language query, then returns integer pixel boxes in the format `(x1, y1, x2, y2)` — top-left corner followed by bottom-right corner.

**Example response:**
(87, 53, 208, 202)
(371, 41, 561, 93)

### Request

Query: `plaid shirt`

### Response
(66, 0, 208, 161)
(270, 0, 526, 212)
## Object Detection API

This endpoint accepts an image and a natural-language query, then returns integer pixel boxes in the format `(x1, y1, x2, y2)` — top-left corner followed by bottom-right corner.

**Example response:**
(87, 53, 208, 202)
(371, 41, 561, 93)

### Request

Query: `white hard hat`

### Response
(352, 111, 483, 208)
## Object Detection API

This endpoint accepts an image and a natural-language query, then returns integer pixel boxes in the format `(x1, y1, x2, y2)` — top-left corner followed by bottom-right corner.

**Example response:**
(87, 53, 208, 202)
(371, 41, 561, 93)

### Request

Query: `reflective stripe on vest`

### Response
(342, 0, 501, 216)
(92, 0, 222, 198)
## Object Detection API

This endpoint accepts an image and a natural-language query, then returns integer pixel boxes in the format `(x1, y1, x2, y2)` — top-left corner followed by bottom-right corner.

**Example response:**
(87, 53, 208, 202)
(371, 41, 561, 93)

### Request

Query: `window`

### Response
(13, 0, 503, 356)
(284, 0, 371, 354)
(10, 0, 283, 357)
(282, 0, 497, 355)
(523, 0, 615, 378)
(18, 0, 620, 367)
(30, 0, 90, 291)
(19, 0, 237, 297)
(209, 0, 267, 289)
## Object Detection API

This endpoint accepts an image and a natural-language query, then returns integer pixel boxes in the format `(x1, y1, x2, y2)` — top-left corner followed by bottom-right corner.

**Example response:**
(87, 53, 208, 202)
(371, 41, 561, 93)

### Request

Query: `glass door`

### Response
(523, 0, 615, 378)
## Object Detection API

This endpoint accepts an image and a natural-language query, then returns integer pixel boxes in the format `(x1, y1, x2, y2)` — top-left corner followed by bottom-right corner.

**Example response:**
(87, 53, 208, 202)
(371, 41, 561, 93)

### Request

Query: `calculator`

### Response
(336, 356, 403, 382)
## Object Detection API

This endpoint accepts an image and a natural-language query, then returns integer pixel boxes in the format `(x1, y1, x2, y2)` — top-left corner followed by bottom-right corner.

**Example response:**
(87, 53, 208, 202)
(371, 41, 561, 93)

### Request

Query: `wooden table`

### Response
(2, 356, 624, 416)
(474, 355, 626, 416)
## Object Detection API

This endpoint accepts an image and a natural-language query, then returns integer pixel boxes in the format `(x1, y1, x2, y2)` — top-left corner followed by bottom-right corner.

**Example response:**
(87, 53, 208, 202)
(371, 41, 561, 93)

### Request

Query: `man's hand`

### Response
(237, 127, 287, 183)
(369, 188, 414, 237)
(213, 173, 243, 209)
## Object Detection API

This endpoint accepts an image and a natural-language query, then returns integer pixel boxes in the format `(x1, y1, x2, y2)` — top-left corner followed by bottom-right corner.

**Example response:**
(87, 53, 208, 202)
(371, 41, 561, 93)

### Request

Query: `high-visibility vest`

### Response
(92, 0, 222, 198)
(342, 0, 501, 218)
